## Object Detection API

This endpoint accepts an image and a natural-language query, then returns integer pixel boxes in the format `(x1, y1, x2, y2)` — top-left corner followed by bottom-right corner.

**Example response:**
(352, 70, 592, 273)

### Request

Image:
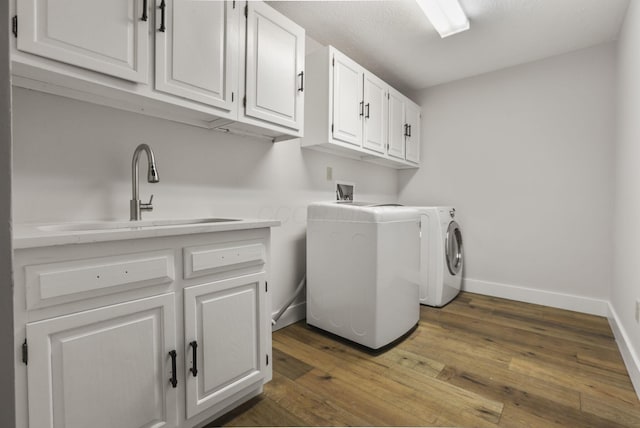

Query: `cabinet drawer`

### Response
(183, 242, 265, 279)
(25, 250, 175, 310)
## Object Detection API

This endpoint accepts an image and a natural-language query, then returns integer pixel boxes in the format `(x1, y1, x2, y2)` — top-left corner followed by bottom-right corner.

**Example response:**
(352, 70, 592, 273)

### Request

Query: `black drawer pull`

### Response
(159, 0, 166, 32)
(298, 71, 304, 92)
(189, 341, 198, 377)
(141, 0, 148, 21)
(169, 350, 177, 388)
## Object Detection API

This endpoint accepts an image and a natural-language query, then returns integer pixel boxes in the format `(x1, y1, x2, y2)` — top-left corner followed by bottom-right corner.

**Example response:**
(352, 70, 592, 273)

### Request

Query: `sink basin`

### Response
(38, 218, 241, 232)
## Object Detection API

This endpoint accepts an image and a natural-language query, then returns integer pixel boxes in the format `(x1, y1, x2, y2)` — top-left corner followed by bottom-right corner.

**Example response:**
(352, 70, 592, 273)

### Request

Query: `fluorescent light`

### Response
(416, 0, 470, 38)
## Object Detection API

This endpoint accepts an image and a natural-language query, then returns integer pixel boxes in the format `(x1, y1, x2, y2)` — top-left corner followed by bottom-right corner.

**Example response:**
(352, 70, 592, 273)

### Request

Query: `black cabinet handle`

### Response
(298, 71, 304, 92)
(365, 103, 370, 119)
(189, 341, 198, 377)
(408, 125, 412, 137)
(141, 0, 148, 21)
(169, 350, 177, 388)
(359, 101, 364, 117)
(159, 0, 166, 32)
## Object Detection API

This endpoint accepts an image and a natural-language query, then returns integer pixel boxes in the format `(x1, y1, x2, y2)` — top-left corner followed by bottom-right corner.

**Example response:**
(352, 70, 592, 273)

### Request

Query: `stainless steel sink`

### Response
(38, 218, 241, 232)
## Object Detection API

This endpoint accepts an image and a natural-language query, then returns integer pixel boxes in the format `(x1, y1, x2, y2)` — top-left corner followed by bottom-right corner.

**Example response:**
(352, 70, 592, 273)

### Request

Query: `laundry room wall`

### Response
(612, 0, 640, 392)
(398, 43, 616, 315)
(11, 39, 399, 330)
(0, 0, 15, 424)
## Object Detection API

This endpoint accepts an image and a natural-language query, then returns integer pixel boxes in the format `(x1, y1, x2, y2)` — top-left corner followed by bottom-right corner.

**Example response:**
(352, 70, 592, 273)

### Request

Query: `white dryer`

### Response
(306, 201, 421, 349)
(413, 206, 463, 307)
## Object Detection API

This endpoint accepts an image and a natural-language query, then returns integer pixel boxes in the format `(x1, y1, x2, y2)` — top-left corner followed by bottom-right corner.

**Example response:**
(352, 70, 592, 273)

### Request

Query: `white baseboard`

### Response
(462, 278, 609, 316)
(271, 301, 306, 331)
(607, 303, 640, 400)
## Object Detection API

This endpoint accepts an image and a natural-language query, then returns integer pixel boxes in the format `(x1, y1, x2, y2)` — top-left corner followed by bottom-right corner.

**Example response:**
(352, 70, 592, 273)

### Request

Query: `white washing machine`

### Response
(413, 206, 464, 307)
(306, 201, 421, 349)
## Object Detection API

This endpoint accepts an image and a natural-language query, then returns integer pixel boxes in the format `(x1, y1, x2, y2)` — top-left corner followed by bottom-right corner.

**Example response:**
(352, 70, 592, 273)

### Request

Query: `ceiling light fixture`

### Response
(416, 0, 470, 38)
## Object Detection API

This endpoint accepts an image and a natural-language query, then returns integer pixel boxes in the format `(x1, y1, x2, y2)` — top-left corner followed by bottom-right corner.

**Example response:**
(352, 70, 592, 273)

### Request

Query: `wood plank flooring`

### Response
(210, 292, 640, 427)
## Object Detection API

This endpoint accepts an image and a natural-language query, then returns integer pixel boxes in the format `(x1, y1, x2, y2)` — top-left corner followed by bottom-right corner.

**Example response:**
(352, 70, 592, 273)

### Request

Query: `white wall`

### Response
(612, 0, 640, 393)
(0, 0, 15, 425)
(398, 43, 616, 314)
(11, 87, 398, 326)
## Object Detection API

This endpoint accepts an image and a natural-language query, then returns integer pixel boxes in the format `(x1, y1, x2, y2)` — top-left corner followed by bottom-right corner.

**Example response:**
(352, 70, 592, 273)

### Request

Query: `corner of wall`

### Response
(271, 301, 306, 331)
(608, 302, 640, 399)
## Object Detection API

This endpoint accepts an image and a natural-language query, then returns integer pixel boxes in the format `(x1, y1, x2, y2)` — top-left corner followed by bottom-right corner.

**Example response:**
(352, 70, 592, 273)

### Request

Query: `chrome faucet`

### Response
(130, 143, 159, 221)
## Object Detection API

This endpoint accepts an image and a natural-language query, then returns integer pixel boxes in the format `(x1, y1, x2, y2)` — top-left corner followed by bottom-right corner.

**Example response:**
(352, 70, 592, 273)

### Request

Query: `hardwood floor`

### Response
(210, 292, 640, 427)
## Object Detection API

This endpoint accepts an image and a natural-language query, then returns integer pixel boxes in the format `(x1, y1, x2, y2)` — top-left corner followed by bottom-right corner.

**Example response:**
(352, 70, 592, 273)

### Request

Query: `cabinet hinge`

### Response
(243, 96, 246, 107)
(245, 4, 248, 17)
(12, 15, 17, 38)
(22, 339, 28, 365)
(266, 354, 269, 366)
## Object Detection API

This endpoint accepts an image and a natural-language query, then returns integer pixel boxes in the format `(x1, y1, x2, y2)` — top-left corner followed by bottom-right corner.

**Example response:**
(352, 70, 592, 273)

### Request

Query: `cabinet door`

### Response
(388, 89, 406, 160)
(405, 101, 421, 164)
(155, 0, 238, 113)
(332, 52, 364, 146)
(26, 293, 177, 428)
(184, 273, 267, 418)
(362, 72, 388, 153)
(17, 0, 148, 83)
(245, 2, 305, 131)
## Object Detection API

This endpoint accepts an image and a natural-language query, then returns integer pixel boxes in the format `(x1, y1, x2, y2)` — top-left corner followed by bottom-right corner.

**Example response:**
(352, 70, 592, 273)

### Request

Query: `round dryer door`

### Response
(445, 221, 463, 275)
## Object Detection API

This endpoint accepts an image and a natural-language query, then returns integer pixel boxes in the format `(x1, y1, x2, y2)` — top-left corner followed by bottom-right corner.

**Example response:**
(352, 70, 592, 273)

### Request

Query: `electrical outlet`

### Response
(636, 300, 640, 323)
(326, 166, 333, 181)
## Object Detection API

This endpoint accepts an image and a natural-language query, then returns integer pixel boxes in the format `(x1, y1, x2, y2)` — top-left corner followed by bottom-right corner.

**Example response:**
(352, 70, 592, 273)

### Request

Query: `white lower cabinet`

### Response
(184, 273, 267, 418)
(26, 293, 178, 428)
(14, 227, 273, 428)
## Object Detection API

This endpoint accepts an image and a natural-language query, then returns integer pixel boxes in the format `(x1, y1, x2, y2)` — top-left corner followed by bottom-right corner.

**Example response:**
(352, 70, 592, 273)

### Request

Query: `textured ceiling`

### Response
(268, 0, 629, 93)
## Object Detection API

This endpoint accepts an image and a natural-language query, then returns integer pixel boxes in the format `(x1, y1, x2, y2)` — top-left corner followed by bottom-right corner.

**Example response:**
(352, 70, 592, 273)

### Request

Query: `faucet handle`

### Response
(141, 194, 154, 212)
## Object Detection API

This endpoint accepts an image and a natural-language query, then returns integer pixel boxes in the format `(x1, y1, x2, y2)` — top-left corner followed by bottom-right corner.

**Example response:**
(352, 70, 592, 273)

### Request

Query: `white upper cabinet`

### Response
(388, 87, 406, 160)
(332, 50, 387, 153)
(363, 72, 388, 154)
(302, 46, 420, 169)
(17, 0, 149, 83)
(405, 100, 421, 164)
(155, 0, 238, 114)
(333, 52, 364, 146)
(12, 0, 304, 140)
(244, 1, 305, 132)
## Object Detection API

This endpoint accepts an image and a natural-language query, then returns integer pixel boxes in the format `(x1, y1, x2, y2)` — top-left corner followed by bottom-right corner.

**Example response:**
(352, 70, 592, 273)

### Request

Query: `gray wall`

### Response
(11, 87, 399, 325)
(398, 43, 616, 312)
(0, 0, 15, 425)
(613, 0, 640, 385)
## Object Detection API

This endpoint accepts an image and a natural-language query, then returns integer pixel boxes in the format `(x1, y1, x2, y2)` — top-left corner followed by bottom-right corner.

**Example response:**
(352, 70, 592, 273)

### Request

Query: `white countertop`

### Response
(13, 218, 281, 249)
